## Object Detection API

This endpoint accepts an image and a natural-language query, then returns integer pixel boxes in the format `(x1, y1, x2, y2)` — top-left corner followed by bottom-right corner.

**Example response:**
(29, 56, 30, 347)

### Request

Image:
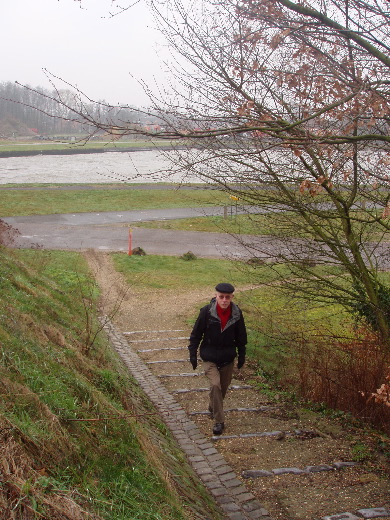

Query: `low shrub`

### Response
(289, 327, 390, 434)
(180, 251, 197, 261)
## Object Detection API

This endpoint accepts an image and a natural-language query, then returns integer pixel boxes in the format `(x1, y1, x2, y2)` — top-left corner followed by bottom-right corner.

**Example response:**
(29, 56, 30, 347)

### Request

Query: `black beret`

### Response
(215, 283, 235, 293)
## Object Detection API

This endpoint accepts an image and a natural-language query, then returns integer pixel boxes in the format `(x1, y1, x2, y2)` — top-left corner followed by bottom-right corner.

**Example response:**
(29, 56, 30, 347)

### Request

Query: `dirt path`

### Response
(83, 249, 212, 331)
(85, 251, 390, 520)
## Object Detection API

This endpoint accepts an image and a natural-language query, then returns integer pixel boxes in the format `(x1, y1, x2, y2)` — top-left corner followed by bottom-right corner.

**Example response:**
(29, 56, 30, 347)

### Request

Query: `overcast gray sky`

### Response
(1, 0, 167, 107)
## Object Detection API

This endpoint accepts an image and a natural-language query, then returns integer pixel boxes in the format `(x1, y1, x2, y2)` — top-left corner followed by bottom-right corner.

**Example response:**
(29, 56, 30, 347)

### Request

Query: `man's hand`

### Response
(190, 356, 198, 370)
(237, 356, 245, 369)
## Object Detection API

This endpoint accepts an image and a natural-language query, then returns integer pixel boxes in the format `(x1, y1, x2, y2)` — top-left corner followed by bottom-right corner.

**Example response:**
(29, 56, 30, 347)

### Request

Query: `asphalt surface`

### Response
(3, 207, 389, 267)
(3, 206, 273, 260)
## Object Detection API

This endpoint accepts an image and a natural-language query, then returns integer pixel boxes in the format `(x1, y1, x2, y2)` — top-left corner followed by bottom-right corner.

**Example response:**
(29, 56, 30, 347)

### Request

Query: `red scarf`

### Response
(217, 303, 231, 331)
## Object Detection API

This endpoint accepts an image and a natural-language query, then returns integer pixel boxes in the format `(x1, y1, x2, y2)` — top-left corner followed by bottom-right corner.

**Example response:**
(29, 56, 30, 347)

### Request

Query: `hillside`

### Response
(0, 246, 223, 520)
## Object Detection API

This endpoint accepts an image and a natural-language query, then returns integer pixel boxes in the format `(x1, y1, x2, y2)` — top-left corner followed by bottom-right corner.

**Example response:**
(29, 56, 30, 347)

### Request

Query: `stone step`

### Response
(123, 329, 186, 334)
(242, 461, 359, 479)
(137, 346, 186, 352)
(175, 390, 266, 411)
(126, 337, 188, 344)
(159, 372, 203, 377)
(322, 507, 390, 519)
(172, 384, 252, 394)
(212, 429, 320, 441)
(146, 359, 189, 364)
(189, 406, 278, 416)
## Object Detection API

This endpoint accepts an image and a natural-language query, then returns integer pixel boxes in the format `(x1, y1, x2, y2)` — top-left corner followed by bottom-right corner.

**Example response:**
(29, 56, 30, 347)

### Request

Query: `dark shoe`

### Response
(213, 422, 225, 435)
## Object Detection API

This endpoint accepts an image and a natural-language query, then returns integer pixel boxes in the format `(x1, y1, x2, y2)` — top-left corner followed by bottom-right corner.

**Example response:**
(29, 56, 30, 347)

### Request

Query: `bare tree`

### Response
(17, 0, 390, 343)
(141, 0, 390, 344)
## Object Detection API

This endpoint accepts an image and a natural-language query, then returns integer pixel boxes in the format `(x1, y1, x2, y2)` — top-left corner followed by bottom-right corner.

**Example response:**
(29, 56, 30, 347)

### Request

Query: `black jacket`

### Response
(188, 300, 247, 367)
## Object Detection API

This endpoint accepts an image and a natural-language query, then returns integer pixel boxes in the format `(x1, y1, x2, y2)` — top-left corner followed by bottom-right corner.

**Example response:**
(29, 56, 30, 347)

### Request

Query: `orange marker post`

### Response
(128, 228, 133, 256)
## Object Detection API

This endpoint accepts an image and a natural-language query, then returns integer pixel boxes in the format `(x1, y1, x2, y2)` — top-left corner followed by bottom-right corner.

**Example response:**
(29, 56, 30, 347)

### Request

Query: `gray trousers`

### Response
(203, 361, 234, 423)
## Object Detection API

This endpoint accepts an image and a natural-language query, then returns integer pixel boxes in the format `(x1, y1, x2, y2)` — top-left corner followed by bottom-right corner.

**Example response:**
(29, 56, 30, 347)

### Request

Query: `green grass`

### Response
(0, 187, 227, 216)
(134, 214, 269, 234)
(0, 138, 176, 153)
(134, 212, 309, 236)
(238, 284, 348, 375)
(0, 247, 224, 520)
(112, 252, 285, 291)
(112, 251, 358, 301)
(134, 211, 390, 241)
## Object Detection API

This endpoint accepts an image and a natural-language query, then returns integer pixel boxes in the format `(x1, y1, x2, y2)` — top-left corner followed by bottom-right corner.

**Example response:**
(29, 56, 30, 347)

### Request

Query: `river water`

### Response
(0, 150, 197, 184)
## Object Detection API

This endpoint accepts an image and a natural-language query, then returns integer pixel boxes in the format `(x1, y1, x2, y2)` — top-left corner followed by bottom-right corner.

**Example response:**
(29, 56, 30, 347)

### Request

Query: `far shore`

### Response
(0, 146, 160, 158)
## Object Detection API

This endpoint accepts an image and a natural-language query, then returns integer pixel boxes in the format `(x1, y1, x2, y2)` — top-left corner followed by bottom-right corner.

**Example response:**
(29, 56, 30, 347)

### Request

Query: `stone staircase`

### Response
(105, 322, 390, 520)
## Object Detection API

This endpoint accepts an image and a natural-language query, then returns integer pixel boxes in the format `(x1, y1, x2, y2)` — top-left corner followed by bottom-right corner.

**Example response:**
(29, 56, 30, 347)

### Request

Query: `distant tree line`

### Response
(0, 81, 150, 137)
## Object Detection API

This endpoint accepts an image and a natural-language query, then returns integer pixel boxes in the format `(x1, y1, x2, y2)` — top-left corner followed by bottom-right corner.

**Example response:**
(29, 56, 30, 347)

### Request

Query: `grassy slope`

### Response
(0, 247, 224, 520)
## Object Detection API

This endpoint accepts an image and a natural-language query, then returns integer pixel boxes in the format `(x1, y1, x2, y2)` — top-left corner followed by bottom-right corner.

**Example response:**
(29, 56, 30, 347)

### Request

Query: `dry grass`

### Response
(291, 328, 390, 434)
(0, 417, 98, 520)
